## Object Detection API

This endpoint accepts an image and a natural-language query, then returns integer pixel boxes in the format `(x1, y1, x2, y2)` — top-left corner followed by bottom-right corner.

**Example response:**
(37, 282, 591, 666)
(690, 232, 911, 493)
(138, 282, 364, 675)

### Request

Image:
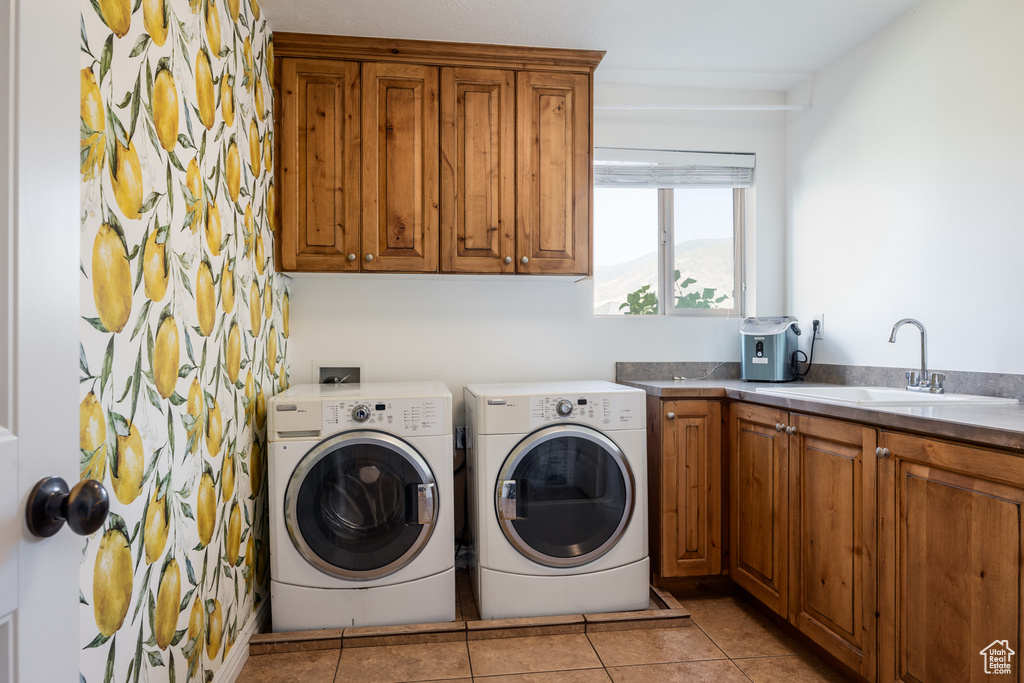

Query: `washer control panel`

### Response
(527, 393, 643, 430)
(323, 397, 448, 436)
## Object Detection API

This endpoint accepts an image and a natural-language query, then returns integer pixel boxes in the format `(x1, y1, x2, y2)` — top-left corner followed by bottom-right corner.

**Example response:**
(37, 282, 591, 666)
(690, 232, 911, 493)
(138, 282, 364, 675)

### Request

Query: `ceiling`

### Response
(259, 0, 922, 91)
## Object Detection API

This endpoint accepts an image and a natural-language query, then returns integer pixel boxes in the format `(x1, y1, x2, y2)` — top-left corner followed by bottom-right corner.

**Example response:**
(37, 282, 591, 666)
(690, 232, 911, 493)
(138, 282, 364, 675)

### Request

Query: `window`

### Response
(592, 149, 750, 316)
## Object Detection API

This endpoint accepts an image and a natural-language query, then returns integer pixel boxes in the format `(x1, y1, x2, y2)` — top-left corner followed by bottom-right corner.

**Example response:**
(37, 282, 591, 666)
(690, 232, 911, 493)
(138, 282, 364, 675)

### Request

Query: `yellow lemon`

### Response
(221, 260, 235, 313)
(143, 0, 168, 46)
(110, 138, 144, 220)
(205, 396, 223, 456)
(196, 261, 215, 337)
(282, 292, 289, 338)
(278, 363, 287, 392)
(243, 203, 254, 256)
(220, 77, 234, 128)
(205, 0, 222, 56)
(249, 0, 260, 21)
(153, 314, 179, 399)
(248, 118, 261, 178)
(143, 229, 169, 302)
(242, 37, 253, 90)
(226, 323, 240, 384)
(267, 183, 276, 233)
(249, 281, 260, 336)
(225, 141, 240, 203)
(263, 281, 272, 319)
(197, 472, 216, 546)
(263, 133, 272, 174)
(206, 599, 223, 659)
(254, 78, 264, 121)
(255, 389, 266, 430)
(92, 222, 133, 334)
(112, 422, 145, 505)
(227, 0, 239, 22)
(249, 440, 262, 496)
(81, 68, 105, 180)
(255, 232, 265, 275)
(221, 451, 235, 502)
(98, 0, 131, 38)
(187, 378, 203, 454)
(80, 391, 106, 482)
(153, 66, 179, 152)
(195, 49, 215, 130)
(267, 326, 276, 369)
(154, 559, 181, 649)
(144, 488, 169, 564)
(93, 528, 132, 636)
(189, 0, 201, 12)
(244, 370, 254, 425)
(226, 502, 241, 565)
(205, 199, 222, 256)
(186, 157, 203, 232)
(187, 596, 204, 663)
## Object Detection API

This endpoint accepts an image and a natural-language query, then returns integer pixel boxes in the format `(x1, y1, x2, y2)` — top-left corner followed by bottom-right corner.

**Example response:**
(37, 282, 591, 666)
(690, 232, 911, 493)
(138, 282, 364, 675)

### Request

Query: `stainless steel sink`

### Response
(754, 385, 1018, 406)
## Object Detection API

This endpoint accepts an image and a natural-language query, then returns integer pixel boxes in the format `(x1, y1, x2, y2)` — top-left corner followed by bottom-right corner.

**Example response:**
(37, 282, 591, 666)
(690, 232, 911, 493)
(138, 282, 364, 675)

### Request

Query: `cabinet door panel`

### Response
(279, 58, 360, 270)
(516, 71, 590, 275)
(648, 399, 722, 579)
(730, 403, 788, 616)
(879, 431, 1024, 683)
(440, 67, 515, 273)
(362, 62, 439, 272)
(788, 414, 875, 677)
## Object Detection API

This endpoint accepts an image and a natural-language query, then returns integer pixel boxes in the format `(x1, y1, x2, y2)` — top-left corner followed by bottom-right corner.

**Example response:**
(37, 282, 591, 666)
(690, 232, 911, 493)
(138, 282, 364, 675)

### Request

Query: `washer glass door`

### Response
(285, 431, 438, 579)
(495, 424, 635, 567)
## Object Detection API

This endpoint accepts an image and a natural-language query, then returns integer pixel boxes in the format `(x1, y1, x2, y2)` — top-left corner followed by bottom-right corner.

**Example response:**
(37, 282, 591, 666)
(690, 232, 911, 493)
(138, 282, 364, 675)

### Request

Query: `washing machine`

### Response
(465, 380, 649, 620)
(267, 382, 455, 631)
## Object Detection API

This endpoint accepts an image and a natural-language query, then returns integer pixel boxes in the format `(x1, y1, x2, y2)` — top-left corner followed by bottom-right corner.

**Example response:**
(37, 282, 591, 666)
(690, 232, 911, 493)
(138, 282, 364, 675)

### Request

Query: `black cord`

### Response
(791, 320, 818, 378)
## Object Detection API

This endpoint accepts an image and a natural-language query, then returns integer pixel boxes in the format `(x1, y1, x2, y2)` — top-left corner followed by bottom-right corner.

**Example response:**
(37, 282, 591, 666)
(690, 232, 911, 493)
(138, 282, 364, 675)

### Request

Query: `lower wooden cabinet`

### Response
(647, 398, 722, 579)
(877, 431, 1024, 683)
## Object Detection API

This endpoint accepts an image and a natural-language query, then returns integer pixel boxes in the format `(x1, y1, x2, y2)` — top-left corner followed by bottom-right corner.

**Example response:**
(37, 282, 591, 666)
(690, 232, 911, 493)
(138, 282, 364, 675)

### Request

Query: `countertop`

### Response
(622, 379, 1024, 453)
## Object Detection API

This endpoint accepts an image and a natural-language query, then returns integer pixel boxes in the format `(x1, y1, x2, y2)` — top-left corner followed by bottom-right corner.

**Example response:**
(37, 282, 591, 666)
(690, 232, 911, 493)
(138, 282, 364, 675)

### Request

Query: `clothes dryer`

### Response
(267, 382, 454, 631)
(465, 381, 649, 619)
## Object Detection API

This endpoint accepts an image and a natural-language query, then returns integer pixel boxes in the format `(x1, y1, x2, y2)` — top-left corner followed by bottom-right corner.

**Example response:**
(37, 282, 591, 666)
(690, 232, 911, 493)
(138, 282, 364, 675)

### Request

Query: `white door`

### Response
(0, 0, 82, 681)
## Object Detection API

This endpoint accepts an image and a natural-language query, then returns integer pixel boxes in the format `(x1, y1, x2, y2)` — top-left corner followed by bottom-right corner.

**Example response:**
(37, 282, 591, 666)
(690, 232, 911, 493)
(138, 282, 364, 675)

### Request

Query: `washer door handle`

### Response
(409, 483, 436, 525)
(497, 480, 524, 520)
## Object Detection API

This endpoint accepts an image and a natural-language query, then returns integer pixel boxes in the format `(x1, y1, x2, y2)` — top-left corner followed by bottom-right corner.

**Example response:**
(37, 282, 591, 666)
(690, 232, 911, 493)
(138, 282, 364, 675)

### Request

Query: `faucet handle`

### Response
(906, 370, 922, 387)
(929, 372, 946, 392)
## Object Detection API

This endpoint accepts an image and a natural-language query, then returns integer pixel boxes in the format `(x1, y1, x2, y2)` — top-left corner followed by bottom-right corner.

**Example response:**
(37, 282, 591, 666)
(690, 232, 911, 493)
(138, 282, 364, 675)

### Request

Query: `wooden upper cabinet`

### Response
(440, 67, 515, 274)
(787, 413, 876, 679)
(278, 58, 361, 271)
(647, 398, 722, 580)
(361, 62, 440, 272)
(730, 402, 789, 617)
(516, 71, 591, 275)
(877, 431, 1024, 683)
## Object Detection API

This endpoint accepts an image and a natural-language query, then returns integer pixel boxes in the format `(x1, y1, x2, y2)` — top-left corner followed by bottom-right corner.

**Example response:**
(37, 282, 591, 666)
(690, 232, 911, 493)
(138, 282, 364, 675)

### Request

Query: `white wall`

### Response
(288, 82, 787, 416)
(786, 0, 1024, 375)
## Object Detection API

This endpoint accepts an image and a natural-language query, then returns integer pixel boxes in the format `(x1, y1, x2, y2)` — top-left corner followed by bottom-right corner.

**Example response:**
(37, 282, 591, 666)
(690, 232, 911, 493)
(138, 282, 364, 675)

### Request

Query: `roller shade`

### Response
(594, 148, 755, 188)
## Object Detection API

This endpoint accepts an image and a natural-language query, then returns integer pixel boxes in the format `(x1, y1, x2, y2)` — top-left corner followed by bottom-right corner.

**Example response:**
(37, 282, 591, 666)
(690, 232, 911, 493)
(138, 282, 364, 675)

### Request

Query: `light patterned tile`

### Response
(587, 627, 726, 667)
(688, 604, 808, 658)
(468, 633, 602, 677)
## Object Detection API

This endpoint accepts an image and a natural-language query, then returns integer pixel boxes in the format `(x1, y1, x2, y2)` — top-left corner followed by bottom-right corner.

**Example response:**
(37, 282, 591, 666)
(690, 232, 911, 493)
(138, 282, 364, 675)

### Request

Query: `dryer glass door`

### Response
(285, 431, 438, 579)
(496, 424, 635, 568)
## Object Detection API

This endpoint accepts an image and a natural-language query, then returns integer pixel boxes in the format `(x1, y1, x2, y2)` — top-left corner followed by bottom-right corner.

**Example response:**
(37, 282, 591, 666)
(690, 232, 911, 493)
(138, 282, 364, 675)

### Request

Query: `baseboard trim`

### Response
(216, 599, 271, 683)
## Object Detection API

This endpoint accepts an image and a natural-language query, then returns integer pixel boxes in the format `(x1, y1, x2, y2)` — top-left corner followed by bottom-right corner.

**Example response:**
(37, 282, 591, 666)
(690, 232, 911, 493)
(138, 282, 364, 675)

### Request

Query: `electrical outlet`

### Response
(813, 314, 824, 340)
(455, 426, 466, 449)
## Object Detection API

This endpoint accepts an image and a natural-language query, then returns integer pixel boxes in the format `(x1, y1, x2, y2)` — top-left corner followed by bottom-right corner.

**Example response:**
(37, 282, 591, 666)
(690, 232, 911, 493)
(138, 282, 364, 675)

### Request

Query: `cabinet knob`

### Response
(775, 423, 785, 432)
(785, 426, 797, 435)
(876, 447, 891, 459)
(504, 256, 512, 264)
(666, 412, 675, 420)
(347, 253, 356, 261)
(364, 253, 374, 262)
(520, 256, 529, 264)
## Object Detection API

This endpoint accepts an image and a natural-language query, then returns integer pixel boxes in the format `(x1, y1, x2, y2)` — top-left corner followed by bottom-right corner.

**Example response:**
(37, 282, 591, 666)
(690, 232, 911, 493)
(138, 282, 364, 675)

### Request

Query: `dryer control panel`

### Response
(527, 394, 643, 430)
(322, 397, 449, 437)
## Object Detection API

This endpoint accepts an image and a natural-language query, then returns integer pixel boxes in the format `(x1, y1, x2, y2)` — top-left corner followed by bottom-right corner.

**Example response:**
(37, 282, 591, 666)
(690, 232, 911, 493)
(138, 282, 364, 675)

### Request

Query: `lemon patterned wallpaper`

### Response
(79, 0, 284, 680)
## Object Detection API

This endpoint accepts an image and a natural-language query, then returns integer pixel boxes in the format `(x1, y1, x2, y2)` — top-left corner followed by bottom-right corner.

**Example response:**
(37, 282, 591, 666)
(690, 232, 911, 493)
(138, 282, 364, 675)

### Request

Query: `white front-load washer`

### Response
(465, 380, 649, 620)
(267, 382, 455, 631)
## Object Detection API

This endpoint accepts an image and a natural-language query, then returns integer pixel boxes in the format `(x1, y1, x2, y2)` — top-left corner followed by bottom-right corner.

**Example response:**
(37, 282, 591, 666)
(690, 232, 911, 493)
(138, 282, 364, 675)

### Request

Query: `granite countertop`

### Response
(622, 379, 1024, 453)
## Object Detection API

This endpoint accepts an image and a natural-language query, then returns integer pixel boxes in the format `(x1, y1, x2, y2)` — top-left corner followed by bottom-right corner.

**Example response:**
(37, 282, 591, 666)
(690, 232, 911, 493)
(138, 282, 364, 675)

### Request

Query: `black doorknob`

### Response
(26, 477, 110, 538)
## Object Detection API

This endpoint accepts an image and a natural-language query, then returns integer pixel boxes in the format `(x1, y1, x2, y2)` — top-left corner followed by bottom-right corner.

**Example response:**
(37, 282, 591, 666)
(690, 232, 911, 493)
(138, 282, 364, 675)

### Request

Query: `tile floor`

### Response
(236, 592, 847, 683)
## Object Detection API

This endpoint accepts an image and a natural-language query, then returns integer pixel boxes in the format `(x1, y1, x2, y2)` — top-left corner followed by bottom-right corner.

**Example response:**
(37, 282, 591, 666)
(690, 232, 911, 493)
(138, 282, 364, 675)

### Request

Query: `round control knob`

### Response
(504, 256, 512, 264)
(521, 256, 529, 264)
(555, 399, 573, 417)
(347, 253, 356, 261)
(352, 405, 372, 422)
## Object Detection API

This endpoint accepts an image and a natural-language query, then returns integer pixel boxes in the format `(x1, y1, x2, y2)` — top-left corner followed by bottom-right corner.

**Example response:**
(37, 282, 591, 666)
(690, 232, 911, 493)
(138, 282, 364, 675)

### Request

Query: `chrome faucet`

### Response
(888, 318, 945, 393)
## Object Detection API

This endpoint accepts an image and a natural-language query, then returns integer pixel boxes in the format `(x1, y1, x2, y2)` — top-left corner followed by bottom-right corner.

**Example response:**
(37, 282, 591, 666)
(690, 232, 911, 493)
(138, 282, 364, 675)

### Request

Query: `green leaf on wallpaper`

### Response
(168, 653, 176, 683)
(109, 108, 129, 151)
(166, 408, 175, 454)
(117, 373, 133, 403)
(131, 563, 153, 625)
(143, 117, 162, 158)
(177, 34, 192, 77)
(129, 34, 150, 59)
(133, 0, 142, 13)
(176, 134, 194, 150)
(100, 33, 112, 83)
(168, 392, 187, 406)
(115, 91, 132, 110)
(80, 446, 101, 471)
(166, 163, 174, 214)
(168, 150, 186, 173)
(81, 15, 90, 53)
(185, 556, 197, 586)
(130, 74, 142, 144)
(132, 625, 143, 683)
(205, 668, 214, 683)
(185, 105, 196, 145)
(146, 651, 164, 668)
(110, 412, 131, 439)
(200, 340, 208, 380)
(146, 61, 154, 109)
(140, 191, 162, 215)
(178, 588, 195, 614)
(176, 364, 195, 379)
(100, 335, 114, 399)
(180, 502, 195, 520)
(102, 636, 115, 683)
(198, 128, 206, 162)
(80, 342, 90, 375)
(181, 412, 197, 434)
(158, 469, 171, 500)
(130, 347, 142, 423)
(84, 632, 112, 650)
(131, 299, 152, 341)
(146, 385, 164, 413)
(171, 628, 187, 648)
(80, 589, 89, 606)
(83, 316, 109, 333)
(128, 520, 140, 546)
